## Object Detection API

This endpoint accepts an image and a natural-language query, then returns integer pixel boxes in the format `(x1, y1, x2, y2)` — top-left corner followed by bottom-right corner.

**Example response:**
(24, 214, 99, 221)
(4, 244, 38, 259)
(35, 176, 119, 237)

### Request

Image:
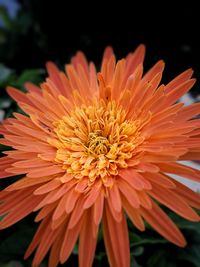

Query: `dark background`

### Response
(0, 0, 199, 93)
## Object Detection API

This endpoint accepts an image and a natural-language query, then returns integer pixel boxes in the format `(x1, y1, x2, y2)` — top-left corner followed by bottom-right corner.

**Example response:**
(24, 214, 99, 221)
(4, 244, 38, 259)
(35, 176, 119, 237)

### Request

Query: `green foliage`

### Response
(0, 63, 45, 123)
(0, 63, 44, 91)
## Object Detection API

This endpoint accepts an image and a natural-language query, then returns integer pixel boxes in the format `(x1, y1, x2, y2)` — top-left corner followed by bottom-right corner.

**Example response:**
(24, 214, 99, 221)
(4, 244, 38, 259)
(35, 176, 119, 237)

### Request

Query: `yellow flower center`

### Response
(49, 100, 142, 186)
(87, 131, 110, 155)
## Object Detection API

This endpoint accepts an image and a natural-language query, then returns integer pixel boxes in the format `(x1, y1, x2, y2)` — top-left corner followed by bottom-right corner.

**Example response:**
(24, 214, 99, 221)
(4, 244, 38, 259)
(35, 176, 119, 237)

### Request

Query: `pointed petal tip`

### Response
(6, 86, 18, 96)
(191, 78, 196, 84)
(158, 59, 165, 67)
(103, 46, 114, 59)
(138, 43, 146, 50)
(136, 43, 146, 55)
(46, 61, 54, 68)
(179, 238, 187, 248)
(46, 61, 59, 76)
(186, 68, 194, 75)
(24, 251, 30, 260)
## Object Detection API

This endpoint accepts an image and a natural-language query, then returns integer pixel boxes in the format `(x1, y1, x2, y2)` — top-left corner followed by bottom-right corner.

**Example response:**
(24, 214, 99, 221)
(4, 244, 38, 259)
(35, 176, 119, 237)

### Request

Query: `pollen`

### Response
(51, 100, 139, 185)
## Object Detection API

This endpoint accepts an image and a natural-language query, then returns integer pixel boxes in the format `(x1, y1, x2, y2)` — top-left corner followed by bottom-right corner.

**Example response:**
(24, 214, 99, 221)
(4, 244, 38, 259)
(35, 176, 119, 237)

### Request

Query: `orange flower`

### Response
(1, 45, 200, 267)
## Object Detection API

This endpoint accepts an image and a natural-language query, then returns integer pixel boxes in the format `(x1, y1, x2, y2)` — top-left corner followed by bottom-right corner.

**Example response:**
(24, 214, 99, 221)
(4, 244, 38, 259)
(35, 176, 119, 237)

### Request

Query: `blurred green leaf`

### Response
(14, 69, 45, 88)
(0, 64, 12, 82)
(132, 246, 144, 256)
(0, 261, 23, 267)
(131, 257, 142, 267)
(0, 6, 13, 29)
(129, 231, 142, 243)
(176, 245, 200, 267)
(147, 249, 176, 267)
(132, 237, 168, 247)
(95, 251, 106, 261)
(0, 97, 11, 108)
(73, 243, 78, 255)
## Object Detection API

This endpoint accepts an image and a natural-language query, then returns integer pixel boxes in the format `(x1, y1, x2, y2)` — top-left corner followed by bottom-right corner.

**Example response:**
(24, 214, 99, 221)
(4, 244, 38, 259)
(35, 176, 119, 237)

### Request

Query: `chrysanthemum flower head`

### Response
(1, 45, 200, 267)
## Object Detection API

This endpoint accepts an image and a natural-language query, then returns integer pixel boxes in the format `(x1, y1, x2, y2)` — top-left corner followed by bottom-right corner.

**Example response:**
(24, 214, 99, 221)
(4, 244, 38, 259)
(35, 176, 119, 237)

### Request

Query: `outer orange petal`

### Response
(0, 192, 43, 229)
(60, 216, 83, 263)
(24, 216, 51, 259)
(173, 179, 200, 209)
(49, 223, 66, 267)
(93, 189, 104, 225)
(117, 178, 140, 208)
(157, 162, 200, 182)
(149, 182, 200, 221)
(141, 201, 186, 247)
(165, 68, 193, 93)
(121, 195, 145, 231)
(79, 209, 98, 267)
(103, 202, 130, 267)
(46, 61, 66, 95)
(32, 222, 59, 267)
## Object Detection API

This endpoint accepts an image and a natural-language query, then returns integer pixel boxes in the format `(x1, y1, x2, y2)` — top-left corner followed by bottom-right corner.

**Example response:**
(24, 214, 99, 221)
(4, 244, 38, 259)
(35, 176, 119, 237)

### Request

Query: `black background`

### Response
(2, 0, 200, 95)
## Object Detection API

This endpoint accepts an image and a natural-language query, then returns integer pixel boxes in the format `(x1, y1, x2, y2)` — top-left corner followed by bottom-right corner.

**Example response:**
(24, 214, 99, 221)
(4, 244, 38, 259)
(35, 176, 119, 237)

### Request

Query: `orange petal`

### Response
(72, 51, 89, 78)
(34, 179, 61, 195)
(107, 196, 122, 222)
(163, 79, 196, 108)
(6, 86, 32, 105)
(79, 209, 98, 267)
(52, 195, 68, 221)
(121, 195, 145, 231)
(24, 216, 51, 259)
(51, 212, 68, 230)
(141, 201, 186, 247)
(27, 165, 63, 178)
(46, 61, 66, 95)
(142, 60, 165, 83)
(173, 179, 200, 209)
(32, 223, 58, 267)
(119, 169, 152, 190)
(35, 202, 57, 222)
(137, 162, 159, 173)
(33, 183, 71, 210)
(165, 68, 193, 93)
(149, 182, 200, 221)
(5, 176, 52, 191)
(65, 189, 80, 214)
(117, 179, 140, 208)
(177, 102, 200, 121)
(143, 172, 176, 189)
(109, 182, 122, 212)
(103, 202, 130, 267)
(83, 180, 102, 209)
(49, 224, 66, 267)
(13, 158, 52, 169)
(24, 82, 41, 95)
(137, 191, 152, 209)
(68, 197, 85, 229)
(0, 187, 35, 214)
(75, 178, 88, 192)
(0, 194, 43, 229)
(93, 190, 104, 225)
(125, 44, 145, 78)
(0, 170, 14, 179)
(157, 162, 200, 182)
(60, 216, 83, 263)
